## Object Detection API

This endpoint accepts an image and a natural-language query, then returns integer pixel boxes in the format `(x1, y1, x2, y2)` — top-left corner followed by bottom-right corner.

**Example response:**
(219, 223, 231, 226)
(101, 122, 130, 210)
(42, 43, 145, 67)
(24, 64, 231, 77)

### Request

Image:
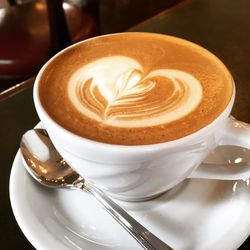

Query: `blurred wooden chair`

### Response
(0, 0, 99, 91)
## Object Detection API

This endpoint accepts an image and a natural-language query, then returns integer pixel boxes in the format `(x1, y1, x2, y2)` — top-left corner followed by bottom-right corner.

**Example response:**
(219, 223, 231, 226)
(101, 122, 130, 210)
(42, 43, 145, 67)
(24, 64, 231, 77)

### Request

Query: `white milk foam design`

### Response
(68, 56, 203, 127)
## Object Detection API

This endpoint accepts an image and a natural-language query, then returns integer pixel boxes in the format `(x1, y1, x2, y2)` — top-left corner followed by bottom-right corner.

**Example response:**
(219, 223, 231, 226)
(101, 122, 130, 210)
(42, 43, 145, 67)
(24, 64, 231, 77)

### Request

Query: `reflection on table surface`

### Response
(1, 0, 250, 249)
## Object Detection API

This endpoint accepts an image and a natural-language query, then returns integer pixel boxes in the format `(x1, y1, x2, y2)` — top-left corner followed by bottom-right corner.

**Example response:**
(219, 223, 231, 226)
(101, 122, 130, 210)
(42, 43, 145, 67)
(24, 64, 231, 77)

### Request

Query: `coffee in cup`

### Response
(38, 33, 233, 145)
(34, 32, 250, 201)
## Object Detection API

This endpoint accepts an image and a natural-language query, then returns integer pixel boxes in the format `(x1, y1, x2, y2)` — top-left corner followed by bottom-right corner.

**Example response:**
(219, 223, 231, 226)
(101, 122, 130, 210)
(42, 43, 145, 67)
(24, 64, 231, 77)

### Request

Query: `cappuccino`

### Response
(39, 33, 233, 145)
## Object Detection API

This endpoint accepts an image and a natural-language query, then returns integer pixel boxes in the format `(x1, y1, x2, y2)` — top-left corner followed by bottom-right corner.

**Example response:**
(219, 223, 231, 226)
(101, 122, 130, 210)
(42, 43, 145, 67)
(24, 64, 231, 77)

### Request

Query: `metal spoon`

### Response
(20, 129, 173, 250)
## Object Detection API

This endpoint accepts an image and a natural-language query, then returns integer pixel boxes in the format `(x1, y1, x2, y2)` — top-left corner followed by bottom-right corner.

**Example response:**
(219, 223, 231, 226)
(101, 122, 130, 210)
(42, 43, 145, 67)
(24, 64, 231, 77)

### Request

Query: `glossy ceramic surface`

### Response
(10, 146, 250, 250)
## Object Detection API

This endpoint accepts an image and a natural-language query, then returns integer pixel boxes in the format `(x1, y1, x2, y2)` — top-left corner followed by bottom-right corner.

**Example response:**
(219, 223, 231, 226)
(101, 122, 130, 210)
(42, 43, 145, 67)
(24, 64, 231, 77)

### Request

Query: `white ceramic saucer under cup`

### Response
(10, 145, 250, 250)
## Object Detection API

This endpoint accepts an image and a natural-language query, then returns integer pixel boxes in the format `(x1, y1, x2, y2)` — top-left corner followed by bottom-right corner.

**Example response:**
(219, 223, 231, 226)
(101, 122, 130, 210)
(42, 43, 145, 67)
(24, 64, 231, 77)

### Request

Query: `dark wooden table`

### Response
(1, 0, 250, 249)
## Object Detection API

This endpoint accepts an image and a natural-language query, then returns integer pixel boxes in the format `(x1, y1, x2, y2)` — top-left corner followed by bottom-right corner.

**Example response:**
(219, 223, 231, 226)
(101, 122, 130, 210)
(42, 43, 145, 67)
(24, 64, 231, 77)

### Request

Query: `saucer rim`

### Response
(9, 150, 70, 250)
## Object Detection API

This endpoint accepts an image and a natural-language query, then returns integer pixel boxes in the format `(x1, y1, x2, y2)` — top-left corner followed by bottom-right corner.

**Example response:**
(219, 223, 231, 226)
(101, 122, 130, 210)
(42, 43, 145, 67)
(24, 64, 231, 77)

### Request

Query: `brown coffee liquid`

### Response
(39, 33, 233, 145)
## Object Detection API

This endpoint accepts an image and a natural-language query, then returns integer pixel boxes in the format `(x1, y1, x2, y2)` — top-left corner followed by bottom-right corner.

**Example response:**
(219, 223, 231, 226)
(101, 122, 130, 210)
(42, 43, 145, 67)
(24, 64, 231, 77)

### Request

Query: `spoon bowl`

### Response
(20, 128, 173, 250)
(21, 129, 82, 188)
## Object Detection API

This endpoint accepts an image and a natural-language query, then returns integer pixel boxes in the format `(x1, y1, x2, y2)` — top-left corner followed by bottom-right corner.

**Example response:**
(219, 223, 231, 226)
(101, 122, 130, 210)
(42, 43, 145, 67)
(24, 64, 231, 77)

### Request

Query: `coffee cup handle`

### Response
(189, 116, 250, 180)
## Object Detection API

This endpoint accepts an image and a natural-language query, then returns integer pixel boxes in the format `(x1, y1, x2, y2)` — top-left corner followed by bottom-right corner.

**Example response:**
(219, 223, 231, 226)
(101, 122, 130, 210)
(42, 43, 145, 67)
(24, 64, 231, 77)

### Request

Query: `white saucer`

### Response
(10, 147, 250, 250)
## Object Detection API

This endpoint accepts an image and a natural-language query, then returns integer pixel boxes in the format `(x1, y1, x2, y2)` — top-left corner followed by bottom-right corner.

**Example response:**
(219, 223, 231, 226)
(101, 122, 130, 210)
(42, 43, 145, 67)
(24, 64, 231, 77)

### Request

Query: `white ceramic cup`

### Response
(33, 35, 250, 201)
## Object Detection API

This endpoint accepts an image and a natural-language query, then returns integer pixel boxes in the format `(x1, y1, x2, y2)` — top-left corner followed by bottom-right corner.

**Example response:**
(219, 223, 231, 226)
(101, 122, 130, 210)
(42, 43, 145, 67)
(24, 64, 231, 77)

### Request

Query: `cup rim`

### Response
(33, 32, 236, 152)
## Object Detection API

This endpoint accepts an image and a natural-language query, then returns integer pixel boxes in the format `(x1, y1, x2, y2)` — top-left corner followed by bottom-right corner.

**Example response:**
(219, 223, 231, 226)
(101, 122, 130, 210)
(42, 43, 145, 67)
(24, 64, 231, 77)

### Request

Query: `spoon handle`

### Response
(80, 184, 173, 250)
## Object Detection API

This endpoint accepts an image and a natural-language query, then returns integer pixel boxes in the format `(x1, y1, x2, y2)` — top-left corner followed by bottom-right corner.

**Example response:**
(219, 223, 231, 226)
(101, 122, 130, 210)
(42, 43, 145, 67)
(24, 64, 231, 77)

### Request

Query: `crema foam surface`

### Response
(39, 33, 233, 145)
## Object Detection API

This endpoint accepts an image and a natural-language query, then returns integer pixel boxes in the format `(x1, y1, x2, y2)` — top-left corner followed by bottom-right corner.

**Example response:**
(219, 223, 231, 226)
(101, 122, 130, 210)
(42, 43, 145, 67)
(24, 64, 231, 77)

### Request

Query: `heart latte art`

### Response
(68, 56, 202, 127)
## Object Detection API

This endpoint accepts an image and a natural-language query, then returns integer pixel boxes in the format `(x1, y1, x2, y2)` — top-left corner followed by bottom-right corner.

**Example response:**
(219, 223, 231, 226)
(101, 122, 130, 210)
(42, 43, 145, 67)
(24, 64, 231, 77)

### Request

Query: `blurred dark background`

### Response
(0, 0, 182, 92)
